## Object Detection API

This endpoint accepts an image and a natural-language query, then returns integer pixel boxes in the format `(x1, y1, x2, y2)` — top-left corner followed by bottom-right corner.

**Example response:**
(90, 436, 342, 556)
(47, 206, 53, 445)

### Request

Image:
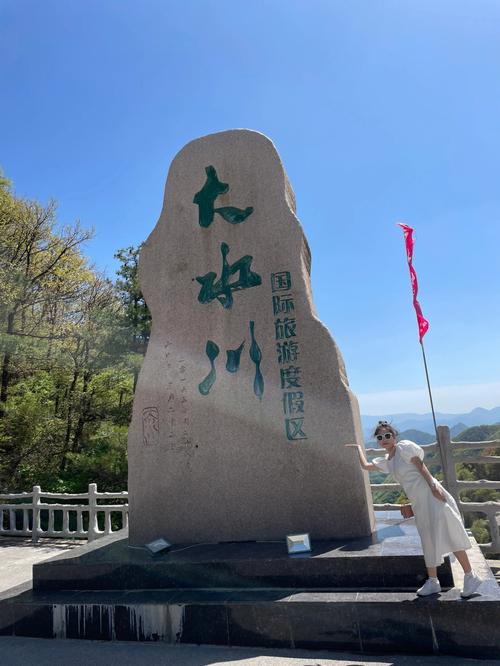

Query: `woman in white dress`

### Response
(346, 421, 482, 597)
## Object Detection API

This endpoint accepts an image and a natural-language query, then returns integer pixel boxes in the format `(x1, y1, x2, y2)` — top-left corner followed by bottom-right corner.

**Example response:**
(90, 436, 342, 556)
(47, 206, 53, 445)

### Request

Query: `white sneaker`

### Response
(461, 571, 482, 598)
(416, 578, 441, 596)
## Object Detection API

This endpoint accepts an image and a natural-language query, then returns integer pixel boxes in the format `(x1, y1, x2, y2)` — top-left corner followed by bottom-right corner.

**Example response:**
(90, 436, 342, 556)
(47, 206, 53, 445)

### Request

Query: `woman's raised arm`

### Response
(345, 444, 376, 471)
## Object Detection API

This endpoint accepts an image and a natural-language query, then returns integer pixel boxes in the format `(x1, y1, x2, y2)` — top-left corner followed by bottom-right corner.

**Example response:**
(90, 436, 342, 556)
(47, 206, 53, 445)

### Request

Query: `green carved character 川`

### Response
(198, 321, 264, 398)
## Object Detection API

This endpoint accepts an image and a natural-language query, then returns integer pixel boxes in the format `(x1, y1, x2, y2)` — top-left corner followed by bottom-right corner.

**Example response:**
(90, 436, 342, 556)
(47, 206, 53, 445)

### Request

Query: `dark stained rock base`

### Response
(32, 517, 454, 592)
(0, 518, 499, 659)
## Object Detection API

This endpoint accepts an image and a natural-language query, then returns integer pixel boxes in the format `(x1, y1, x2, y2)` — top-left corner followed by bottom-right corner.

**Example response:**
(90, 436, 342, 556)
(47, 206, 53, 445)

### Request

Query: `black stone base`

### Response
(32, 518, 453, 591)
(1, 584, 500, 658)
(1, 517, 498, 659)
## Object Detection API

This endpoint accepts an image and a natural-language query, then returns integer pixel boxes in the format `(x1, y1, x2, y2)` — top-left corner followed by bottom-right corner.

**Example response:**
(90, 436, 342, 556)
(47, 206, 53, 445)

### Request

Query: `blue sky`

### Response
(1, 0, 500, 415)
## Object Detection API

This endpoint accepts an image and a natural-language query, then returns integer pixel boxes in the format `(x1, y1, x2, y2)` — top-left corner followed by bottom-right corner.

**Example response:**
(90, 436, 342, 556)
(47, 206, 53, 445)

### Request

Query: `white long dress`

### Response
(372, 439, 471, 568)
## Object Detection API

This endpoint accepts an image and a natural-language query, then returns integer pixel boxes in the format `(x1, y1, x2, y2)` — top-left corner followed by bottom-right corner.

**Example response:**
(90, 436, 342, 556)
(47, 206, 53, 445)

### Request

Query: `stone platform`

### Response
(0, 518, 499, 659)
(32, 518, 453, 592)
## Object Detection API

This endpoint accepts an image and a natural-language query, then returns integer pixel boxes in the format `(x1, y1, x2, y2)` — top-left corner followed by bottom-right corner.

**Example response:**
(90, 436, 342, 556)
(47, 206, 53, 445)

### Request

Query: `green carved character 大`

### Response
(193, 165, 254, 228)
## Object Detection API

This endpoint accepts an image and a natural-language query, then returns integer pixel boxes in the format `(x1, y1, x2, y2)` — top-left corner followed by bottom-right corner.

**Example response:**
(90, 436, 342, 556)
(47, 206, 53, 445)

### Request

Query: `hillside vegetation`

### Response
(0, 171, 148, 492)
(453, 424, 500, 546)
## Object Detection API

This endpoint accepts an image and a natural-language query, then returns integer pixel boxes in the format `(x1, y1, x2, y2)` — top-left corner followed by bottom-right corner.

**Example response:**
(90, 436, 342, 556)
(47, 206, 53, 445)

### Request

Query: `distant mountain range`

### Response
(361, 406, 500, 440)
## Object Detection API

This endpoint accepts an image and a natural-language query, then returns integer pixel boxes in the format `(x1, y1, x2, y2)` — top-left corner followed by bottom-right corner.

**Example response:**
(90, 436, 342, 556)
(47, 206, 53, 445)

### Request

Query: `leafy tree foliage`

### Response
(114, 246, 151, 391)
(0, 171, 150, 492)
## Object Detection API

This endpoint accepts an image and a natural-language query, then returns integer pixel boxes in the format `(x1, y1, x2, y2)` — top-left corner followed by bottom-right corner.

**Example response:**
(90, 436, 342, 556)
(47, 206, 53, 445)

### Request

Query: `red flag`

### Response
(398, 223, 429, 343)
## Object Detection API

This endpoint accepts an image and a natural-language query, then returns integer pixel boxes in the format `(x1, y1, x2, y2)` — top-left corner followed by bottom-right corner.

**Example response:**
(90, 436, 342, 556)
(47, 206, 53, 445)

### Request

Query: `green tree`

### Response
(0, 187, 92, 414)
(114, 246, 151, 389)
(0, 172, 133, 491)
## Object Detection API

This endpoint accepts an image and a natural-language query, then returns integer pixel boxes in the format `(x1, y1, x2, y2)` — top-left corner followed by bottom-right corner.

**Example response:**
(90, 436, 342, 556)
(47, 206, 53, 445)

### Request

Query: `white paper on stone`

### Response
(128, 130, 375, 545)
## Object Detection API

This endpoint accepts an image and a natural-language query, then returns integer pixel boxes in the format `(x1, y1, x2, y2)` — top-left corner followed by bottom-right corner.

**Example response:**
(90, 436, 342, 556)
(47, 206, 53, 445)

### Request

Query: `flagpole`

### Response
(420, 340, 438, 438)
(397, 222, 450, 489)
(420, 339, 450, 489)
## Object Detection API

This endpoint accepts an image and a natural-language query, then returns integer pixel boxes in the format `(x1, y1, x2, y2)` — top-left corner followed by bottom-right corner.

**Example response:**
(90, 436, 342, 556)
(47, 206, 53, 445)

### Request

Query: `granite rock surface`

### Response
(128, 130, 374, 544)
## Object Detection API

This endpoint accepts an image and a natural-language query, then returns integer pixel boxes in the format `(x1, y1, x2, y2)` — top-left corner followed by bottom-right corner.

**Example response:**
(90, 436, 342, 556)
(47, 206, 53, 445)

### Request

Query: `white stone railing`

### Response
(368, 425, 500, 554)
(0, 483, 128, 543)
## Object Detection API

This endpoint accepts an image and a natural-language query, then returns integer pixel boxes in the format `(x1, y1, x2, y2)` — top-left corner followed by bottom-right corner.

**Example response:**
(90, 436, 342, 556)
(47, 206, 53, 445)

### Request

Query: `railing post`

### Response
(488, 512, 500, 553)
(88, 483, 98, 542)
(32, 485, 41, 544)
(437, 425, 460, 507)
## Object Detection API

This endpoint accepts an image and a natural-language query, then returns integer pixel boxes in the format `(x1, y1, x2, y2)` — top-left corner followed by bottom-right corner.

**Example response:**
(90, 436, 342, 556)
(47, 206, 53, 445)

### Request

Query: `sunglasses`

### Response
(376, 433, 393, 441)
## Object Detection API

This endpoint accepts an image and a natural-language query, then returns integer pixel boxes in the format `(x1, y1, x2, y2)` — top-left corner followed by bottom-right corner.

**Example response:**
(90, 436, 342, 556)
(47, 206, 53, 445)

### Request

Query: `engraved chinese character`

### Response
(285, 417, 307, 441)
(196, 242, 262, 309)
(280, 366, 302, 389)
(283, 391, 305, 415)
(274, 317, 297, 340)
(271, 271, 291, 292)
(179, 433, 192, 449)
(272, 294, 295, 315)
(142, 407, 159, 447)
(193, 165, 253, 228)
(199, 321, 263, 398)
(276, 341, 299, 364)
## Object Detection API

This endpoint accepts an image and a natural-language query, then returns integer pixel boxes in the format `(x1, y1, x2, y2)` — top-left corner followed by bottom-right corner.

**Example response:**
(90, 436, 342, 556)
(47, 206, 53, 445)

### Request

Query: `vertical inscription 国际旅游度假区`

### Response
(271, 271, 307, 441)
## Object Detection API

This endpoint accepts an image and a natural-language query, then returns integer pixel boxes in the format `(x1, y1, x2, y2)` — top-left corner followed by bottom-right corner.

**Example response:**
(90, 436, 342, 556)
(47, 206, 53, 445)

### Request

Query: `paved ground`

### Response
(0, 637, 498, 666)
(0, 537, 85, 594)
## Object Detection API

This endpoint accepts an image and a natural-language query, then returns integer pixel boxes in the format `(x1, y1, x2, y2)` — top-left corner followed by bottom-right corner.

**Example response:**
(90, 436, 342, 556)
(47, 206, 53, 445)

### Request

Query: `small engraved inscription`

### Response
(142, 407, 159, 447)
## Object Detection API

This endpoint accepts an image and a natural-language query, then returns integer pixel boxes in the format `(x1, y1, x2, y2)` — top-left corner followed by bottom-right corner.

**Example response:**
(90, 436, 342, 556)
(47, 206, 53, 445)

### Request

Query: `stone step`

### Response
(33, 525, 454, 591)
(20, 520, 500, 659)
(33, 552, 453, 591)
(1, 585, 500, 659)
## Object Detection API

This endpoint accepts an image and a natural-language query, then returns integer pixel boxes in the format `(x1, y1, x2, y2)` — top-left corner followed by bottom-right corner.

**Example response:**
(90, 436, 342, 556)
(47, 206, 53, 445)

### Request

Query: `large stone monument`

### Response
(128, 130, 375, 545)
(24, 130, 500, 660)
